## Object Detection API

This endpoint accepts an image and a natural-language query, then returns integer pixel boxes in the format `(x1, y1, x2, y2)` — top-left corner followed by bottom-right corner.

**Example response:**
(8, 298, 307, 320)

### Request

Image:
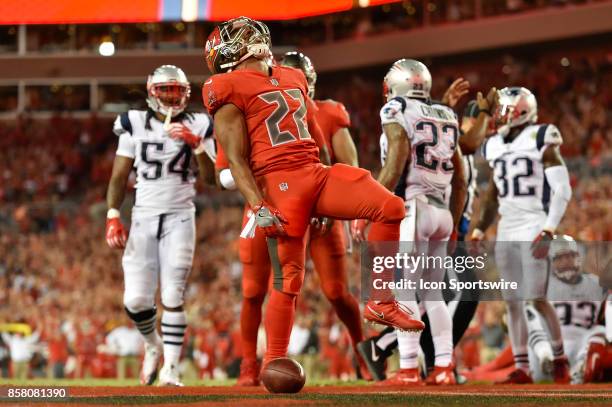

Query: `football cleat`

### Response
(363, 300, 425, 333)
(236, 358, 261, 386)
(495, 368, 534, 384)
(356, 338, 388, 381)
(583, 342, 605, 383)
(354, 349, 373, 381)
(533, 341, 554, 375)
(376, 368, 423, 386)
(425, 364, 456, 385)
(553, 357, 570, 384)
(140, 339, 162, 386)
(158, 364, 184, 387)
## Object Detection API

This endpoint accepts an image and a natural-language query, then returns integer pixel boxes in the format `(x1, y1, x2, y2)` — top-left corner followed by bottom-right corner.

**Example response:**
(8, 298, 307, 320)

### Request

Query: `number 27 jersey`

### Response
(482, 124, 563, 226)
(202, 65, 320, 177)
(380, 97, 459, 203)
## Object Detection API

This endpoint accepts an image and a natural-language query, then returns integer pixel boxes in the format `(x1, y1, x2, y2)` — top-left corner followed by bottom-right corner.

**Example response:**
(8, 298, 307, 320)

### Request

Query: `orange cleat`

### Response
(553, 357, 570, 384)
(495, 368, 534, 384)
(236, 358, 260, 387)
(425, 364, 456, 385)
(376, 368, 423, 386)
(583, 343, 605, 383)
(363, 300, 425, 332)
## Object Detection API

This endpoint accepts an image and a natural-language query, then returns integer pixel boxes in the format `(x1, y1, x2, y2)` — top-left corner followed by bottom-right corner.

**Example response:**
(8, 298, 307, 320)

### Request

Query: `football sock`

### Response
(375, 326, 398, 356)
(329, 293, 364, 346)
(534, 300, 566, 359)
(397, 300, 421, 369)
(264, 290, 296, 362)
(506, 301, 530, 372)
(161, 310, 186, 367)
(125, 307, 160, 346)
(240, 295, 265, 361)
(423, 301, 453, 367)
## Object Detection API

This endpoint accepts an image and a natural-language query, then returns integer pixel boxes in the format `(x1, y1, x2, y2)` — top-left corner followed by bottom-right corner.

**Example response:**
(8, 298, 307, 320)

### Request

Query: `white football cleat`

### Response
(140, 338, 162, 386)
(158, 364, 184, 387)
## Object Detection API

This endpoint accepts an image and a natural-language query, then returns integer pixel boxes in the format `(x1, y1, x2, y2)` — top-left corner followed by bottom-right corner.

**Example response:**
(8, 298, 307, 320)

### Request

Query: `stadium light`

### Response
(99, 41, 115, 57)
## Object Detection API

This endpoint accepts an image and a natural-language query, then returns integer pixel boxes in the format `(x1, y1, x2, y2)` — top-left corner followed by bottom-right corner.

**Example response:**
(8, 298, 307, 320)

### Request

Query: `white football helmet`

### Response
(550, 235, 582, 284)
(383, 59, 432, 101)
(495, 87, 537, 136)
(146, 65, 191, 117)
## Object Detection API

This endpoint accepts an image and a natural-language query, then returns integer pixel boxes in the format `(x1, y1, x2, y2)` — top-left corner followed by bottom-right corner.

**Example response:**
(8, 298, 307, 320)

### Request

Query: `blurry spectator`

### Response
(105, 323, 142, 380)
(1, 330, 40, 379)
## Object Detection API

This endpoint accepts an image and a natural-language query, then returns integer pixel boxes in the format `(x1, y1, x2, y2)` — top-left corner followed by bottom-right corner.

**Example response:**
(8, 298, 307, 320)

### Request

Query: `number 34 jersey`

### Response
(482, 124, 563, 227)
(113, 110, 213, 215)
(379, 97, 459, 203)
(202, 65, 320, 178)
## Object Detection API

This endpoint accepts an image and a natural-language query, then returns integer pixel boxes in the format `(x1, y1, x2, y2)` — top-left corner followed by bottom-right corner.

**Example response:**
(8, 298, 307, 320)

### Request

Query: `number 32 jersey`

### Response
(482, 124, 562, 227)
(202, 65, 321, 177)
(113, 110, 213, 215)
(379, 97, 459, 203)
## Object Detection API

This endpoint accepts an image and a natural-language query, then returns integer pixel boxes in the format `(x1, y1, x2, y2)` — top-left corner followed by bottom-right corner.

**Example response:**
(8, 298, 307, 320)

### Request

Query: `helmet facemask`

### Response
(146, 65, 191, 117)
(494, 87, 538, 136)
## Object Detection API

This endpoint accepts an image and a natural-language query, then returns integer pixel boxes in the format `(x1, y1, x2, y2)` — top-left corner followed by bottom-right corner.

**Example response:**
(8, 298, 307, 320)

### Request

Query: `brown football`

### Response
(260, 358, 306, 393)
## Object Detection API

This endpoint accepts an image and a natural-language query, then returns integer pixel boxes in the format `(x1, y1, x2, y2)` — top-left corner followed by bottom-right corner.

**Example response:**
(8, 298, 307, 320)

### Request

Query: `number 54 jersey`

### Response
(379, 97, 459, 204)
(113, 111, 213, 216)
(202, 65, 321, 178)
(482, 124, 563, 229)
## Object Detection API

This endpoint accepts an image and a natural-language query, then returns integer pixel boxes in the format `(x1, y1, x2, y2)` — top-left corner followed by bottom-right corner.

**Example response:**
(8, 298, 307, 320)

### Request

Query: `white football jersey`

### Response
(113, 110, 214, 215)
(549, 273, 606, 337)
(482, 123, 563, 228)
(379, 97, 459, 204)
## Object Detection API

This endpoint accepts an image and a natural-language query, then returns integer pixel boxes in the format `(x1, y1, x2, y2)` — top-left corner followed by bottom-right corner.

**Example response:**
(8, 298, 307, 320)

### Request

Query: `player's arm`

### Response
(449, 147, 467, 230)
(459, 88, 497, 155)
(306, 100, 331, 165)
(194, 150, 215, 185)
(106, 154, 133, 249)
(378, 122, 409, 191)
(472, 170, 499, 239)
(167, 122, 216, 185)
(214, 103, 263, 206)
(441, 77, 470, 108)
(332, 128, 358, 167)
(541, 145, 571, 234)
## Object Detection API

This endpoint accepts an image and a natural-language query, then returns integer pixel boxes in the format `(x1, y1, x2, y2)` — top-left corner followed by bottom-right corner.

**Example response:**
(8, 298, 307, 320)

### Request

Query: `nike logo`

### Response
(435, 372, 449, 383)
(367, 305, 384, 320)
(402, 376, 419, 383)
(180, 218, 190, 223)
(591, 353, 600, 372)
(204, 79, 213, 85)
(370, 342, 380, 362)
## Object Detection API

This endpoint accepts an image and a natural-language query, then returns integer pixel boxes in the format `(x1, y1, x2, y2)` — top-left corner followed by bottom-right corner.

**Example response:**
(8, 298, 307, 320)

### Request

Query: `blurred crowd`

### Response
(1, 43, 610, 380)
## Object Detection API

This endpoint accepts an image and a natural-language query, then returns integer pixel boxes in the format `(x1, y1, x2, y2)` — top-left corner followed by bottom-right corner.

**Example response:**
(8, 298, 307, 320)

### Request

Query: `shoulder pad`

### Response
(536, 124, 563, 150)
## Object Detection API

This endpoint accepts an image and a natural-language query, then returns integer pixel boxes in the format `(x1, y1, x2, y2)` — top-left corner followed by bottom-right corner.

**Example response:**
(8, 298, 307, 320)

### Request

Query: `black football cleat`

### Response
(357, 338, 389, 381)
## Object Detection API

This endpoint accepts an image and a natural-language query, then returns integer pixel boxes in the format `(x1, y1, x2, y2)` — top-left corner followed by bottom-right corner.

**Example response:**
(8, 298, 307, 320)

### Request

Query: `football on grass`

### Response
(260, 358, 306, 393)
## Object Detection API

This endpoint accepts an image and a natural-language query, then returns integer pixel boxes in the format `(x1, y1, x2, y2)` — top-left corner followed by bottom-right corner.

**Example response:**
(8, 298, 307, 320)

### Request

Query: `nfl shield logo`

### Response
(279, 182, 288, 191)
(270, 78, 279, 86)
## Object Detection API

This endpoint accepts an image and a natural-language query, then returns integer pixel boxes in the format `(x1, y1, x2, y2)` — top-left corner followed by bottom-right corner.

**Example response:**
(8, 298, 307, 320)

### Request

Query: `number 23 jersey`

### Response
(482, 124, 563, 227)
(379, 96, 459, 203)
(202, 65, 320, 177)
(113, 110, 213, 215)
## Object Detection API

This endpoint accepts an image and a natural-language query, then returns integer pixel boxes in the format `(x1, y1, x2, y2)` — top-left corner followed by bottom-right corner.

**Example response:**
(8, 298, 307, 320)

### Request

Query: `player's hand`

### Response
(442, 78, 470, 108)
(106, 217, 127, 249)
(311, 217, 332, 235)
(167, 123, 201, 149)
(468, 228, 485, 256)
(531, 230, 554, 259)
(477, 87, 497, 116)
(253, 201, 288, 238)
(351, 219, 369, 242)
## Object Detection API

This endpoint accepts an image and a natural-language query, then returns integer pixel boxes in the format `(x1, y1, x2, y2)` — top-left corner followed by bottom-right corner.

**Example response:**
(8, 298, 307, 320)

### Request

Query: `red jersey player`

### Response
(215, 51, 371, 384)
(203, 17, 423, 369)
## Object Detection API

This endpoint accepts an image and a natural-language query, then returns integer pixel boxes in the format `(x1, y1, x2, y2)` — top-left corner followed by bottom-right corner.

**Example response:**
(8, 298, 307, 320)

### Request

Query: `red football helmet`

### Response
(205, 17, 271, 74)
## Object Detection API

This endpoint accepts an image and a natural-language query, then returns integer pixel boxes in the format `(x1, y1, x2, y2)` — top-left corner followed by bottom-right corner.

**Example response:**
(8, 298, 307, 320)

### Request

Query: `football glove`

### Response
(351, 219, 369, 242)
(531, 230, 554, 259)
(106, 216, 127, 249)
(253, 201, 288, 238)
(167, 123, 201, 149)
(311, 217, 332, 235)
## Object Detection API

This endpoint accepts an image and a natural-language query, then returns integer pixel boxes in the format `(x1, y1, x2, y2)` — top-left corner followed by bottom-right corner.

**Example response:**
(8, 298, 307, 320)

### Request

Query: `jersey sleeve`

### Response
(306, 97, 327, 150)
(536, 124, 563, 152)
(113, 112, 133, 137)
(380, 97, 410, 138)
(116, 132, 136, 158)
(190, 113, 214, 140)
(202, 75, 237, 116)
(330, 101, 351, 137)
(215, 139, 229, 169)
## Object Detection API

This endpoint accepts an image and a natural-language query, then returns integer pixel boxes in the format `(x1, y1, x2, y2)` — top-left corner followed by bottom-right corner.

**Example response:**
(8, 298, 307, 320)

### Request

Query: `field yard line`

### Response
(380, 390, 612, 398)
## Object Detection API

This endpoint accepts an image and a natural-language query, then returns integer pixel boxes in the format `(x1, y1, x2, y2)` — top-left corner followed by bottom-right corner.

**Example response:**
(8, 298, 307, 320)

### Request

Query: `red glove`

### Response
(253, 201, 288, 238)
(531, 230, 554, 259)
(167, 123, 201, 149)
(106, 217, 127, 249)
(351, 219, 369, 242)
